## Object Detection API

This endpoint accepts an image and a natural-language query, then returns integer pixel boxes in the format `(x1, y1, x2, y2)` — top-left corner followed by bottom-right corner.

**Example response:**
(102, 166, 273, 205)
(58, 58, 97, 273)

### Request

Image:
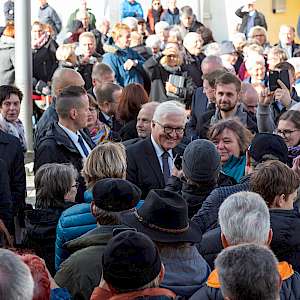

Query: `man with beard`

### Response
(196, 72, 257, 138)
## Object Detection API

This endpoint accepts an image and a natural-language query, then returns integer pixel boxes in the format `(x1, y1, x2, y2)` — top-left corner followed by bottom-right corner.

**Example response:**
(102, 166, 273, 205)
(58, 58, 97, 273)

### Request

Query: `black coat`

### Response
(0, 130, 25, 212)
(34, 122, 95, 202)
(34, 99, 58, 150)
(192, 176, 250, 234)
(183, 51, 205, 88)
(270, 209, 300, 273)
(24, 203, 74, 275)
(235, 7, 267, 34)
(32, 38, 58, 83)
(0, 158, 13, 232)
(119, 119, 138, 141)
(165, 173, 236, 219)
(126, 137, 182, 199)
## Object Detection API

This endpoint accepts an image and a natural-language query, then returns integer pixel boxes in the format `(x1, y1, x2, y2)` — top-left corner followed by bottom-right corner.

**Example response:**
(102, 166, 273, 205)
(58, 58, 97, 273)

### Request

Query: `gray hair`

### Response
(92, 62, 114, 81)
(203, 42, 221, 56)
(122, 17, 138, 31)
(0, 249, 34, 300)
(216, 244, 280, 300)
(245, 54, 265, 71)
(215, 244, 280, 300)
(145, 35, 161, 48)
(218, 191, 270, 245)
(152, 101, 187, 124)
(183, 32, 201, 49)
(154, 21, 169, 34)
(201, 55, 223, 69)
(35, 163, 78, 209)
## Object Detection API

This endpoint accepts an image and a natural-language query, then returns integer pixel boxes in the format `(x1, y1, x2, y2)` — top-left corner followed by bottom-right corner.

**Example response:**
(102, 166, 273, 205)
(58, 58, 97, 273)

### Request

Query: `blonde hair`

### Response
(56, 44, 76, 61)
(111, 23, 131, 42)
(82, 142, 127, 189)
(3, 21, 14, 38)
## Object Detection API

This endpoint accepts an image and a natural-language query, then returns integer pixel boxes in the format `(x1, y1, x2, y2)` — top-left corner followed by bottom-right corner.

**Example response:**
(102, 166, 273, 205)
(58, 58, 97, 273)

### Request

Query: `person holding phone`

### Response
(256, 62, 299, 133)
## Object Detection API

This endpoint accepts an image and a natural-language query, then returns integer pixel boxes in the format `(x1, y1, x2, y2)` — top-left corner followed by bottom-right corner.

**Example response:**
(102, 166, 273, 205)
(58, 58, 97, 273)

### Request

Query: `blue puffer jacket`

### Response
(102, 45, 145, 87)
(121, 0, 143, 19)
(55, 203, 96, 271)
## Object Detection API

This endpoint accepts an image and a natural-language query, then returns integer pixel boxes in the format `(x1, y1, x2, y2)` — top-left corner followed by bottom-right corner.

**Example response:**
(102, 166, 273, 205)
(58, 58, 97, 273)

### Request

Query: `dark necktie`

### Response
(162, 151, 170, 184)
(78, 135, 89, 157)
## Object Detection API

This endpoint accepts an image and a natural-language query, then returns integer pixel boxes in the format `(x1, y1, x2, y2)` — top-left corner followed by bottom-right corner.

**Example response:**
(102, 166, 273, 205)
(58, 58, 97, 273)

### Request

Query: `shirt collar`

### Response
(58, 122, 79, 143)
(151, 135, 173, 158)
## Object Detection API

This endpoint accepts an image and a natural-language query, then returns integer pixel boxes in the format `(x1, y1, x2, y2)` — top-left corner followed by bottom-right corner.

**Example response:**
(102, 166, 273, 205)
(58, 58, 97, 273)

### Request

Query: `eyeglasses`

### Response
(155, 121, 185, 134)
(274, 129, 300, 138)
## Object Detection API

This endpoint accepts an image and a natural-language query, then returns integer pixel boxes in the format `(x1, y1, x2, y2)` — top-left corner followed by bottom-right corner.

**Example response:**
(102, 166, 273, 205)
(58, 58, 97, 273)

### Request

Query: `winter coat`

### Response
(183, 51, 205, 88)
(143, 54, 195, 105)
(34, 122, 94, 202)
(159, 246, 210, 298)
(102, 45, 145, 87)
(235, 7, 267, 35)
(270, 209, 300, 274)
(54, 225, 124, 300)
(0, 130, 25, 215)
(0, 35, 15, 85)
(55, 203, 96, 271)
(32, 37, 58, 83)
(192, 176, 250, 234)
(24, 204, 74, 275)
(189, 262, 300, 300)
(38, 3, 62, 35)
(160, 8, 180, 26)
(121, 0, 144, 19)
(165, 174, 236, 219)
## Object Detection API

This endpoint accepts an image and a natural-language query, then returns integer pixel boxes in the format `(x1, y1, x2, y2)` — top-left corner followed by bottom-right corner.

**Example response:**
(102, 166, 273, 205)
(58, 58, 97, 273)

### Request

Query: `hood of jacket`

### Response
(64, 225, 125, 253)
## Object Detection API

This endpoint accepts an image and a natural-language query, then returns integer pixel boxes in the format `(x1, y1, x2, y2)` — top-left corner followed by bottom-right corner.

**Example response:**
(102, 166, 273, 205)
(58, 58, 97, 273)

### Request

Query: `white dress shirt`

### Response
(58, 123, 92, 158)
(151, 135, 174, 173)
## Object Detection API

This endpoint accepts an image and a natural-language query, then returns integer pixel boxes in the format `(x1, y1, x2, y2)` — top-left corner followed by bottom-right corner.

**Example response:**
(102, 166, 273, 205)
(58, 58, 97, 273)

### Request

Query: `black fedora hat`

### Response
(120, 189, 202, 243)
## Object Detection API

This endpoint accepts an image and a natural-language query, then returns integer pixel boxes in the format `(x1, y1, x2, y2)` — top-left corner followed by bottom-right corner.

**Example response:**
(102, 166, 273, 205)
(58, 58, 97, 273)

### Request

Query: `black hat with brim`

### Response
(120, 189, 202, 243)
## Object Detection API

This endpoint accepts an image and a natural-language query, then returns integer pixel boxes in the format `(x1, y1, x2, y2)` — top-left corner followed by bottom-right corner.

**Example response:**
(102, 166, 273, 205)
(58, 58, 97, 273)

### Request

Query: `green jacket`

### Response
(67, 8, 96, 31)
(54, 225, 123, 300)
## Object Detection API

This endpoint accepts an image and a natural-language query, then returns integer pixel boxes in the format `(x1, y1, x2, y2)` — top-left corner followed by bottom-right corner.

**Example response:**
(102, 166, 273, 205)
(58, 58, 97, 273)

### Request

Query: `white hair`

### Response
(154, 21, 170, 34)
(183, 32, 201, 49)
(145, 35, 162, 48)
(0, 249, 34, 300)
(245, 54, 265, 71)
(204, 42, 221, 56)
(152, 101, 187, 123)
(218, 191, 270, 246)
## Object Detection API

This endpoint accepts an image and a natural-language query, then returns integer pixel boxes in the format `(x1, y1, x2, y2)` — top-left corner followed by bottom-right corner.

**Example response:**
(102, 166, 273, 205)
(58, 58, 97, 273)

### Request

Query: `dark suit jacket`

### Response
(34, 122, 95, 202)
(277, 42, 300, 58)
(185, 87, 209, 139)
(0, 130, 26, 210)
(126, 137, 181, 199)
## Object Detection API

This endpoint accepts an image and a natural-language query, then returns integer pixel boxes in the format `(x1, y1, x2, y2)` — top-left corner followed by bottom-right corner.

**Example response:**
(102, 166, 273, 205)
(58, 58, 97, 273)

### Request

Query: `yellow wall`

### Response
(255, 0, 300, 44)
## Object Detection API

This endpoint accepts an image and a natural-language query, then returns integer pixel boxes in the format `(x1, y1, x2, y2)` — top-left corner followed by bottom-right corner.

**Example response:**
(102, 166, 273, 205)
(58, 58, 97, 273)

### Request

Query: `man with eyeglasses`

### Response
(126, 101, 187, 198)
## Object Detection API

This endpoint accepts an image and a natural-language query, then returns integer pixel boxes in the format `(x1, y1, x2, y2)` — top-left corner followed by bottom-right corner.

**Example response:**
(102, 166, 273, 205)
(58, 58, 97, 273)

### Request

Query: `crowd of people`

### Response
(0, 0, 300, 299)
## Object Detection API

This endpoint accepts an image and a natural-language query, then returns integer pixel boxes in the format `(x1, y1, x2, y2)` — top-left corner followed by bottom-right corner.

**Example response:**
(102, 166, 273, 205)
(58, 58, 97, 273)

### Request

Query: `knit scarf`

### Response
(32, 31, 49, 49)
(161, 63, 181, 73)
(0, 113, 27, 151)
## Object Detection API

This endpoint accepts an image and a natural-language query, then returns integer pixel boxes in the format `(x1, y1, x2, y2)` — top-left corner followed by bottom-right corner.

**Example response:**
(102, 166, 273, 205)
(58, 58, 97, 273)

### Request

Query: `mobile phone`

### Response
(174, 154, 183, 170)
(269, 70, 290, 92)
(112, 227, 137, 236)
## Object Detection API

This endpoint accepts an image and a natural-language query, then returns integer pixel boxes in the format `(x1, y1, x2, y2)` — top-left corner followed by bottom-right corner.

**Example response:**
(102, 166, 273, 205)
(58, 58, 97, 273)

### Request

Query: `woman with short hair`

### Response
(24, 163, 78, 275)
(209, 119, 253, 182)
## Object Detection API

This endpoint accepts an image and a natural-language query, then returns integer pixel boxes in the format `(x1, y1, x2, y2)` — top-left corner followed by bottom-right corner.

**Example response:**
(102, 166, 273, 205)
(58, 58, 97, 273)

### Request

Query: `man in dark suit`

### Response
(278, 25, 300, 58)
(34, 86, 94, 202)
(126, 101, 187, 198)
